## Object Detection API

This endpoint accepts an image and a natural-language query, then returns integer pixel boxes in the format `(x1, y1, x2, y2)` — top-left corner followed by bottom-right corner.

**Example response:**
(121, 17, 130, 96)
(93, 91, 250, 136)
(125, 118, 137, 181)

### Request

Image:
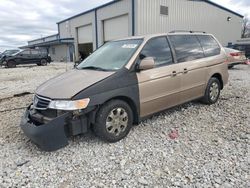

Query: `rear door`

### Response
(136, 36, 182, 117)
(16, 50, 31, 64)
(168, 35, 206, 103)
(30, 49, 40, 63)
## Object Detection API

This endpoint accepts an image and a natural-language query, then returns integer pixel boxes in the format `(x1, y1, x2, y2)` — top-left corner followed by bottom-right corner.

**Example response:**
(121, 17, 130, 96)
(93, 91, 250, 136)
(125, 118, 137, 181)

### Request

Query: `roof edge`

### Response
(205, 0, 244, 18)
(57, 0, 244, 25)
(24, 38, 74, 48)
(57, 0, 121, 24)
(28, 34, 59, 43)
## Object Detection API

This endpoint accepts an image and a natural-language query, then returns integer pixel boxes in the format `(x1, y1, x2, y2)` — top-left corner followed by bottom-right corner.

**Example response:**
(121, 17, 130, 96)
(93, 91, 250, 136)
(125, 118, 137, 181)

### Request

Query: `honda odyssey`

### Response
(20, 32, 229, 151)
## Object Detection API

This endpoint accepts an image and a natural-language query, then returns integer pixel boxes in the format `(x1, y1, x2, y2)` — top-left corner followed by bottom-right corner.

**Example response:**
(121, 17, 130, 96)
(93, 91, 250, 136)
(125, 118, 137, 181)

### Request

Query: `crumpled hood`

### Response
(36, 69, 114, 99)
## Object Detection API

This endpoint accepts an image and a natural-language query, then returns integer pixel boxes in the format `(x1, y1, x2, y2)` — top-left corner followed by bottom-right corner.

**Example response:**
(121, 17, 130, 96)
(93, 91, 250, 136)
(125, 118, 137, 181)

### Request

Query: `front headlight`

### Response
(48, 98, 90, 110)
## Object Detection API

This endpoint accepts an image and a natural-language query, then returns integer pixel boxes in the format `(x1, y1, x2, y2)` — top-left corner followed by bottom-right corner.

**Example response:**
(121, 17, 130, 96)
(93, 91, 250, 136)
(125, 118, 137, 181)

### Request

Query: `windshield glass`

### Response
(77, 39, 143, 71)
(3, 50, 20, 55)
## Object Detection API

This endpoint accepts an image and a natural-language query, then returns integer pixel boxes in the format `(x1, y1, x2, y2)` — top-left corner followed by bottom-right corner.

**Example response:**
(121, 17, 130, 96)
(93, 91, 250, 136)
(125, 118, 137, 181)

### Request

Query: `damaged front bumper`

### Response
(20, 105, 89, 151)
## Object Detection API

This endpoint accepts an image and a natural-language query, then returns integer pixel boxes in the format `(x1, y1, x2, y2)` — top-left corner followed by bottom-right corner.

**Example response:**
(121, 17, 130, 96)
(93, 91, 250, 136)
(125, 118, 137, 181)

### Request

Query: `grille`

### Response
(33, 95, 51, 110)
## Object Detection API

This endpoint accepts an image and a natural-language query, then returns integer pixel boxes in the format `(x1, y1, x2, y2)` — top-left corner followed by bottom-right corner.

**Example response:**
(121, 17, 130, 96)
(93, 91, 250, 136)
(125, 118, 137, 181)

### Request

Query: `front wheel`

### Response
(6, 60, 16, 68)
(93, 100, 133, 142)
(201, 77, 221, 104)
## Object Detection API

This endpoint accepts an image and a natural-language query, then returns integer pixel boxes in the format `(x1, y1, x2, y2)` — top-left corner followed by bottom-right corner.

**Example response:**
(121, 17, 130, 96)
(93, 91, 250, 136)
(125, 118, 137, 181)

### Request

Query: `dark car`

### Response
(0, 49, 21, 63)
(1, 49, 51, 68)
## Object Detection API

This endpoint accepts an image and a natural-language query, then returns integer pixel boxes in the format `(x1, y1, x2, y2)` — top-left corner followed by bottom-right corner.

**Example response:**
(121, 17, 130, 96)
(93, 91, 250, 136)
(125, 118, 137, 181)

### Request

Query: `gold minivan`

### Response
(20, 32, 229, 151)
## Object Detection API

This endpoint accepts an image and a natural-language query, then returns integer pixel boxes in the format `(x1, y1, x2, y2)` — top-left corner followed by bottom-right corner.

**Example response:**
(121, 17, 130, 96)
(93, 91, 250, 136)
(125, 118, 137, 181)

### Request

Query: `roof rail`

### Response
(169, 30, 206, 34)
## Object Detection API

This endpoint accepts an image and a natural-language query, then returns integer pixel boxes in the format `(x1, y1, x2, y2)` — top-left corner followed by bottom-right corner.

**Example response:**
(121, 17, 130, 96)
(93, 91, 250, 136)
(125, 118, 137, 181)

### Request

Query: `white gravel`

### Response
(0, 63, 249, 187)
(0, 63, 73, 98)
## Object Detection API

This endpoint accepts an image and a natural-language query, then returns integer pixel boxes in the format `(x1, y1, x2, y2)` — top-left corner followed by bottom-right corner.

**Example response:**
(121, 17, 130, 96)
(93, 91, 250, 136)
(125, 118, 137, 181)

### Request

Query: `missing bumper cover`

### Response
(20, 106, 89, 151)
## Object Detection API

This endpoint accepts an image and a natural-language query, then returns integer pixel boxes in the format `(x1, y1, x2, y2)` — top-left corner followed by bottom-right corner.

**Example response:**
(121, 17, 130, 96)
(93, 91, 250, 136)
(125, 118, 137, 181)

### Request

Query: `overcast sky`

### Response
(0, 0, 249, 52)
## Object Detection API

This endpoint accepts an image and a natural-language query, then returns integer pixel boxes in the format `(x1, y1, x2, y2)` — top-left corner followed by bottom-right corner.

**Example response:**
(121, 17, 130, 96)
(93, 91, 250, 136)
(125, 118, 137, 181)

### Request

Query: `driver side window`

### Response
(140, 37, 173, 67)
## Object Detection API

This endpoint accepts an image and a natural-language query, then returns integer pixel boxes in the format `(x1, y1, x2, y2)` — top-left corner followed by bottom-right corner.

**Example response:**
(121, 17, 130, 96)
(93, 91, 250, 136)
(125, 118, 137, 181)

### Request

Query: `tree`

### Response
(242, 17, 250, 38)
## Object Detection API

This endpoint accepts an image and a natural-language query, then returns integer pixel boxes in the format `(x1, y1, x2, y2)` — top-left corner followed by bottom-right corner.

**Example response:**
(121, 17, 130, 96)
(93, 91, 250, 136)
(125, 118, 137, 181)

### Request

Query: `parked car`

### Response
(0, 49, 21, 65)
(224, 47, 247, 69)
(20, 32, 229, 151)
(1, 49, 51, 68)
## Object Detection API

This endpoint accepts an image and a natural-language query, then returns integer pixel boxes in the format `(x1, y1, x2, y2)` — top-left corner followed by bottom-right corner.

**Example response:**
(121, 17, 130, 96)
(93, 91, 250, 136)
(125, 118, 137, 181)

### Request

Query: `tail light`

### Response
(230, 52, 240, 57)
(246, 59, 250, 65)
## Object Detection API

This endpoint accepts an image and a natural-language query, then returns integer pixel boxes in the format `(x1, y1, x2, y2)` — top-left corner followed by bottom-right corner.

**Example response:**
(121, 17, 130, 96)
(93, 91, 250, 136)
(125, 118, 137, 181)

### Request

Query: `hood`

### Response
(36, 69, 114, 99)
(0, 55, 5, 63)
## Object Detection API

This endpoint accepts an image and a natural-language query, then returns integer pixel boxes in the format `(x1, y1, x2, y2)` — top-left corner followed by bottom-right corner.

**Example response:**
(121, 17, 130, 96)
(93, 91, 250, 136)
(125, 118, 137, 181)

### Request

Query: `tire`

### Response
(6, 60, 16, 68)
(201, 77, 221, 104)
(40, 59, 47, 66)
(93, 100, 133, 142)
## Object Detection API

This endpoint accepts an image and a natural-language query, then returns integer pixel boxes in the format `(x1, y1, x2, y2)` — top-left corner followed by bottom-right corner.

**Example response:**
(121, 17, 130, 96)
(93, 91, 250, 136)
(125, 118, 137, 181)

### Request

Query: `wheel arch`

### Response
(103, 96, 139, 124)
(41, 58, 47, 62)
(7, 59, 16, 63)
(211, 73, 223, 89)
(6, 59, 16, 68)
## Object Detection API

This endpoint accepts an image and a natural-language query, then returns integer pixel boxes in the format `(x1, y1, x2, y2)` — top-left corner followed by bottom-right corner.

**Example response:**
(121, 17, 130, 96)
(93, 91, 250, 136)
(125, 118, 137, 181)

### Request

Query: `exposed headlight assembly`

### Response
(48, 98, 90, 111)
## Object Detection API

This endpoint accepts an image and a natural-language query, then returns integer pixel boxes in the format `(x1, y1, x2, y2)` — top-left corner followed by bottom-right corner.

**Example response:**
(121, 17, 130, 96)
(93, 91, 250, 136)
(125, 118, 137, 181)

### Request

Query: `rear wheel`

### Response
(6, 60, 16, 68)
(201, 77, 221, 104)
(40, 59, 47, 66)
(93, 100, 133, 142)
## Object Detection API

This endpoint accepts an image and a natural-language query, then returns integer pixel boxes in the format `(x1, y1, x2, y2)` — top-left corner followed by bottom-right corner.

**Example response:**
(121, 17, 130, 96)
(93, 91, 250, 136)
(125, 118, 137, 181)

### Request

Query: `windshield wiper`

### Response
(78, 66, 108, 71)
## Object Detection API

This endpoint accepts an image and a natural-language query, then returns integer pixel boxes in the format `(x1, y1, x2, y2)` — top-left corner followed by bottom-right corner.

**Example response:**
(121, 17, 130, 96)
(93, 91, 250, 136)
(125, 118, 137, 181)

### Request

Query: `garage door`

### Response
(78, 24, 93, 44)
(104, 14, 129, 42)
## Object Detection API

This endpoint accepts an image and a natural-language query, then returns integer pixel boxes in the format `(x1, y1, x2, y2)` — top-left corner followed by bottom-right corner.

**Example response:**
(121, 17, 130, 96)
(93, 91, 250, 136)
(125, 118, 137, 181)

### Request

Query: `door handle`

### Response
(172, 71, 177, 77)
(183, 68, 188, 74)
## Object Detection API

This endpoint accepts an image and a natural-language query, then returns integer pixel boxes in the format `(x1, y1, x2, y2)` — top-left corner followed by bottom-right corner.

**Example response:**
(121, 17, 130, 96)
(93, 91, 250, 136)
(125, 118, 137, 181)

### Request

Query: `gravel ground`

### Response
(0, 63, 73, 98)
(0, 64, 249, 187)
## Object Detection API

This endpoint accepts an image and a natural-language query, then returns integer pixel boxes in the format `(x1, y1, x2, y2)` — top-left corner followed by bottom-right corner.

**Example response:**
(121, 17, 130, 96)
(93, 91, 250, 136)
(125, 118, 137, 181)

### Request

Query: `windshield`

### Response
(3, 50, 20, 55)
(77, 39, 143, 71)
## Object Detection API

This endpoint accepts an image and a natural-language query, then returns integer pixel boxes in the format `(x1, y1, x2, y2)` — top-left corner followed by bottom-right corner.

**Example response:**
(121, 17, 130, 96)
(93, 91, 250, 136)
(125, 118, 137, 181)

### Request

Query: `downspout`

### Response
(132, 0, 135, 36)
(95, 9, 99, 49)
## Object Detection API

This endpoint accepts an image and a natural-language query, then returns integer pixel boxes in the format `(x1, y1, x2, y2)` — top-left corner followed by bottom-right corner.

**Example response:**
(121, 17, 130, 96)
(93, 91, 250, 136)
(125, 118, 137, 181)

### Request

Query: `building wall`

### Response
(58, 0, 133, 60)
(96, 0, 133, 47)
(135, 0, 242, 46)
(28, 34, 59, 46)
(44, 35, 59, 42)
(58, 11, 96, 59)
(58, 0, 243, 60)
(49, 44, 70, 62)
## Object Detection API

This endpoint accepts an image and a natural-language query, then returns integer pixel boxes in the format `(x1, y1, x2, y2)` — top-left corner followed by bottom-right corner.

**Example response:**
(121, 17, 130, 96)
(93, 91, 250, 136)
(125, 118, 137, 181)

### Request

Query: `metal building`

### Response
(22, 34, 74, 62)
(57, 0, 243, 61)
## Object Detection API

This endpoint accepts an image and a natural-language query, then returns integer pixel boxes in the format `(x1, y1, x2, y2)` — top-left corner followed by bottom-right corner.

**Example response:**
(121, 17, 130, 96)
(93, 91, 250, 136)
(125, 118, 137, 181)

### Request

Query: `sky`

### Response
(0, 0, 249, 52)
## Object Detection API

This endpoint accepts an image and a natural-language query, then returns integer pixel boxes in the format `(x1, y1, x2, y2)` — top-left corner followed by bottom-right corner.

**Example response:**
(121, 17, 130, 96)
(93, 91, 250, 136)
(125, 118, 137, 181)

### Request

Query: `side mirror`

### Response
(138, 57, 155, 71)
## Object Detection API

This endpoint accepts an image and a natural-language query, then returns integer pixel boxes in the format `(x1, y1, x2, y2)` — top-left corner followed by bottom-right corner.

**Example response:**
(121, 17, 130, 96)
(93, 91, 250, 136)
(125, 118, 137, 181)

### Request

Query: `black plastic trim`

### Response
(73, 68, 140, 123)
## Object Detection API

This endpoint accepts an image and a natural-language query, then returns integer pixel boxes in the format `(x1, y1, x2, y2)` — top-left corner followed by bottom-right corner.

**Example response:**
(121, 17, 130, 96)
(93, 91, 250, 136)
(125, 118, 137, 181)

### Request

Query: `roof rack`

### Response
(169, 30, 206, 34)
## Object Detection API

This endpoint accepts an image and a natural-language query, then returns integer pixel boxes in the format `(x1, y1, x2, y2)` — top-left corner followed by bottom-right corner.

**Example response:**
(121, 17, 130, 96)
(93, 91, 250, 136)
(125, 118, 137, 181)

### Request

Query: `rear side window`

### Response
(198, 35, 221, 57)
(31, 50, 39, 55)
(140, 37, 173, 66)
(169, 35, 204, 62)
(40, 50, 47, 55)
(21, 50, 30, 55)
